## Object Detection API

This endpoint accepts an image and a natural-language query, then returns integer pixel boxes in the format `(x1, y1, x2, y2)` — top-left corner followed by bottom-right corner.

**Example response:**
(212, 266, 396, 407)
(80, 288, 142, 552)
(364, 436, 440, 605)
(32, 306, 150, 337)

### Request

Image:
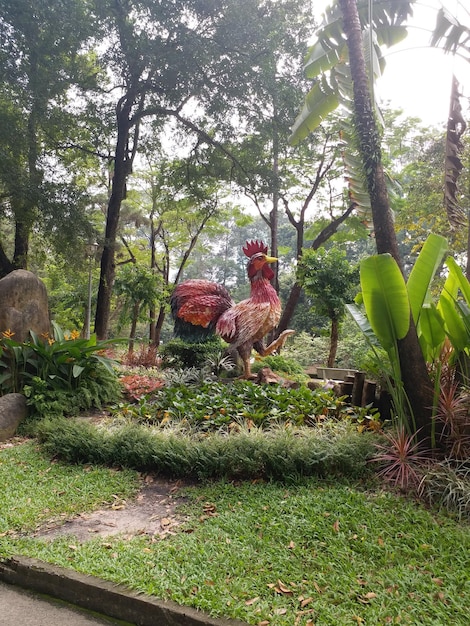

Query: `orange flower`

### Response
(2, 329, 15, 339)
(48, 338, 55, 345)
(70, 330, 80, 340)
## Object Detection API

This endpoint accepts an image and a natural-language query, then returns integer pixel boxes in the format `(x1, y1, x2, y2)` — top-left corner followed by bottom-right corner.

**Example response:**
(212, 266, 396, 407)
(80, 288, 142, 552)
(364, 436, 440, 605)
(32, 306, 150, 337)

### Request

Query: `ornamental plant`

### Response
(0, 321, 118, 394)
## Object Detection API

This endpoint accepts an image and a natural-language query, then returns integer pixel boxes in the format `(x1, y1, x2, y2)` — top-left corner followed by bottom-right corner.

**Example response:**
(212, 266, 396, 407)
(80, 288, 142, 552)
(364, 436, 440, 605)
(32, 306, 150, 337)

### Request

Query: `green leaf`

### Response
(445, 256, 470, 305)
(289, 78, 339, 144)
(72, 364, 85, 378)
(418, 304, 445, 361)
(345, 303, 380, 346)
(406, 233, 448, 325)
(360, 254, 410, 350)
(438, 294, 467, 352)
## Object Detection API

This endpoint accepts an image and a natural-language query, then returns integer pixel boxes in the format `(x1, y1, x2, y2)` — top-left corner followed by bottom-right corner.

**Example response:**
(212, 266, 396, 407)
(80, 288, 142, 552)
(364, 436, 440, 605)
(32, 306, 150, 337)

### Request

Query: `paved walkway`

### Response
(0, 581, 122, 626)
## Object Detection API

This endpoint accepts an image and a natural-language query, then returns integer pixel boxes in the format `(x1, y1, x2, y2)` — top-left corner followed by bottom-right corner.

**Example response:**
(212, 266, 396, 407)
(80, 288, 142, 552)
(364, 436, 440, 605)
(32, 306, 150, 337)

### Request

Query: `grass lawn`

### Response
(1, 438, 469, 625)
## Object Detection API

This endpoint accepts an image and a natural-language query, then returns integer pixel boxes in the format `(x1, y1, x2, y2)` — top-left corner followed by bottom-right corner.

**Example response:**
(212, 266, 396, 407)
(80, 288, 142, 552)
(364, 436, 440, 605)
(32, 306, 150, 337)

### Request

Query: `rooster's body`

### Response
(171, 240, 294, 378)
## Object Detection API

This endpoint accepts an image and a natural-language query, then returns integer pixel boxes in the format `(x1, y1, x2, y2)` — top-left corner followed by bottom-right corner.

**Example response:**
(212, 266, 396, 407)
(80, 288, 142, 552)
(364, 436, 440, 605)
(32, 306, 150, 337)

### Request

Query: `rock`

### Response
(255, 366, 299, 388)
(0, 270, 50, 342)
(0, 393, 28, 441)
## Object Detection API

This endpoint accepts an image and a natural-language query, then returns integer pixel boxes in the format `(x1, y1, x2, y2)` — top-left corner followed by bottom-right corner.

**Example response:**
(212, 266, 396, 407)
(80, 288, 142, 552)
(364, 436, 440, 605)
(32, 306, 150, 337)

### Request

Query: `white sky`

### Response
(313, 0, 469, 128)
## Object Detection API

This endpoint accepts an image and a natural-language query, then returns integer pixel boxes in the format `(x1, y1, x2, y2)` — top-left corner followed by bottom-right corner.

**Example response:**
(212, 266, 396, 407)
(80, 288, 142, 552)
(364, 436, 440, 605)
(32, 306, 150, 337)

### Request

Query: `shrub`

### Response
(250, 354, 307, 379)
(418, 460, 470, 520)
(110, 380, 349, 432)
(159, 337, 223, 369)
(34, 417, 376, 481)
(0, 322, 122, 422)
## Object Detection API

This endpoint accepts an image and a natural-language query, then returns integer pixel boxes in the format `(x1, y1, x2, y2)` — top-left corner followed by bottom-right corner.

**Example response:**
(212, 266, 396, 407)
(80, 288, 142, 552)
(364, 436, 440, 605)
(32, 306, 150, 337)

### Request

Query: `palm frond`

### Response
(444, 75, 467, 229)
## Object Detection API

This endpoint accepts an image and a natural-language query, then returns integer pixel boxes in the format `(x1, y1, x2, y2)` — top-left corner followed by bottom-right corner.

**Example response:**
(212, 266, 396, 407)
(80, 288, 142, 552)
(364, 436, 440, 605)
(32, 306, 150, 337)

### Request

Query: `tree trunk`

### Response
(152, 304, 166, 348)
(327, 317, 339, 367)
(128, 302, 140, 354)
(339, 0, 434, 439)
(276, 203, 356, 335)
(94, 105, 134, 339)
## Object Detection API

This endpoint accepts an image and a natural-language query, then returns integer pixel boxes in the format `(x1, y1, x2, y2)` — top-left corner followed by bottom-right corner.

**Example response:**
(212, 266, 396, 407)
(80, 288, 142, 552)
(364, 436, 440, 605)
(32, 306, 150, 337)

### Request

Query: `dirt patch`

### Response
(35, 476, 189, 542)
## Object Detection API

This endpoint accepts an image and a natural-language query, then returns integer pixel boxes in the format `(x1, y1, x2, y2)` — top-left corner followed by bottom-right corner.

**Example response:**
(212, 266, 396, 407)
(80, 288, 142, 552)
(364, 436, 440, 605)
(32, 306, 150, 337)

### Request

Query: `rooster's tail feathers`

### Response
(171, 279, 233, 341)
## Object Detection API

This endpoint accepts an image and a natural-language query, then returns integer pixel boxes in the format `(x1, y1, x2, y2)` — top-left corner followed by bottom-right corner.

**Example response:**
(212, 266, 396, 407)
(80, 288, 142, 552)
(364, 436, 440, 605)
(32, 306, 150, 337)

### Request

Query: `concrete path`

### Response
(0, 581, 121, 625)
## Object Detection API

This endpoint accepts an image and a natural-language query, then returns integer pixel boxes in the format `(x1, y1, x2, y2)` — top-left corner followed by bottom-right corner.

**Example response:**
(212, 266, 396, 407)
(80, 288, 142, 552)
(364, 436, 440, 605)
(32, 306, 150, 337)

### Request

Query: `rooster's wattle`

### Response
(170, 240, 294, 378)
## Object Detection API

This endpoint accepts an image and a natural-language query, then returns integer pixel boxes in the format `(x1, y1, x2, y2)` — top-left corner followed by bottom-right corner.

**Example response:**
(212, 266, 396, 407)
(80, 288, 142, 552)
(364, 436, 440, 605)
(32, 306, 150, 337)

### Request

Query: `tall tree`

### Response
(290, 0, 436, 435)
(338, 0, 434, 436)
(0, 0, 98, 275)
(91, 0, 317, 338)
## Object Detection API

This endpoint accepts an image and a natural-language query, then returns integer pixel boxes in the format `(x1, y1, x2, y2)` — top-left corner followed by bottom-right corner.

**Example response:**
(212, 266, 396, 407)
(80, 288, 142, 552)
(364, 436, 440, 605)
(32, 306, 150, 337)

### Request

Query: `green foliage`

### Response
(23, 368, 121, 423)
(111, 380, 352, 434)
(250, 354, 307, 379)
(0, 322, 121, 420)
(114, 263, 164, 330)
(0, 322, 116, 394)
(347, 233, 470, 435)
(298, 247, 359, 322)
(159, 337, 224, 369)
(34, 416, 375, 481)
(282, 327, 371, 370)
(418, 459, 470, 521)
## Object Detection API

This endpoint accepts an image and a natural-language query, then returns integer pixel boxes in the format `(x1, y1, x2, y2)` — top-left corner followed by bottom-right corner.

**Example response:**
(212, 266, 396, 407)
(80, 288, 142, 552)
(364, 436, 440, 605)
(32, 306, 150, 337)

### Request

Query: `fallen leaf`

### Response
(288, 540, 296, 549)
(357, 592, 377, 604)
(300, 597, 313, 608)
(378, 536, 384, 546)
(160, 517, 172, 528)
(332, 519, 340, 533)
(432, 577, 444, 586)
(275, 580, 293, 596)
(245, 597, 260, 606)
(274, 608, 287, 615)
(257, 621, 270, 626)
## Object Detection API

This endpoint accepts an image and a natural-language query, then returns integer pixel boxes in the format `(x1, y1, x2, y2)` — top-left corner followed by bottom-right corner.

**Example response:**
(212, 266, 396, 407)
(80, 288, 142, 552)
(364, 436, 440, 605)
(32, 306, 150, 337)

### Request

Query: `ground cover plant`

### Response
(112, 379, 350, 432)
(0, 440, 139, 535)
(1, 443, 469, 626)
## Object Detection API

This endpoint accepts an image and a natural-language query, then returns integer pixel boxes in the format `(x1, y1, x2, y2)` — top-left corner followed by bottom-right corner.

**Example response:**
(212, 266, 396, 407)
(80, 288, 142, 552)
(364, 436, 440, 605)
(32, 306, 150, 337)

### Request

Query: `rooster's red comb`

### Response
(243, 240, 268, 258)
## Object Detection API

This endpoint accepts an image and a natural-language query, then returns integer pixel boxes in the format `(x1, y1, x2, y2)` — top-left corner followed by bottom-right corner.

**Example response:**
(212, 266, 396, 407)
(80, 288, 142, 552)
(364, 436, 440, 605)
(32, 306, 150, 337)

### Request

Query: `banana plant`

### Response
(348, 233, 470, 410)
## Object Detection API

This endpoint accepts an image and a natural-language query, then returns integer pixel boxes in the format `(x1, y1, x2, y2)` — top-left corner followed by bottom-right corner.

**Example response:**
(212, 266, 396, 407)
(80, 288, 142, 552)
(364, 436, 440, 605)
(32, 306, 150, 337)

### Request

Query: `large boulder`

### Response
(0, 270, 50, 342)
(0, 393, 28, 441)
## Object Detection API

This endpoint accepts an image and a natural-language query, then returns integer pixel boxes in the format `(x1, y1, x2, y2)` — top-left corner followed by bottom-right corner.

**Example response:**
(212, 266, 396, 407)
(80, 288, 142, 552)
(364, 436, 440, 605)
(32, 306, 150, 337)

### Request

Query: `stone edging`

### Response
(0, 556, 248, 626)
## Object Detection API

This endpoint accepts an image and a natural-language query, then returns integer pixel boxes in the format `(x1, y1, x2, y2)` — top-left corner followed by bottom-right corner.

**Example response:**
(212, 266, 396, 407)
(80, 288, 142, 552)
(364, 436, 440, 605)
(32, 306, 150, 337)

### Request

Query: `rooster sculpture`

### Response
(170, 240, 295, 378)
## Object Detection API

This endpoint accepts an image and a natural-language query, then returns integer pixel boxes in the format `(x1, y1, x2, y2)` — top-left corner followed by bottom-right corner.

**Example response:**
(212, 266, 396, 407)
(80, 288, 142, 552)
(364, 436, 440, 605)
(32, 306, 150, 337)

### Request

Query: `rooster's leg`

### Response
(253, 329, 295, 358)
(237, 343, 256, 380)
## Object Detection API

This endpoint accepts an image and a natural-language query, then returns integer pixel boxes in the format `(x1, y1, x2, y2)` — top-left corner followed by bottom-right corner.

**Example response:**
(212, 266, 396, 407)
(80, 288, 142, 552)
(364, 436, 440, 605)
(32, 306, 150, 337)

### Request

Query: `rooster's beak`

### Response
(265, 255, 277, 263)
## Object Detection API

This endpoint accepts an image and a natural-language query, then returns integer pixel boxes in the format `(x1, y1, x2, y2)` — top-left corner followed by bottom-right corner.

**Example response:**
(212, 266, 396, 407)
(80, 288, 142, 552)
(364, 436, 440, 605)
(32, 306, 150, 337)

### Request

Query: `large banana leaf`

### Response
(430, 7, 470, 60)
(290, 0, 412, 145)
(406, 233, 448, 325)
(345, 302, 380, 346)
(360, 254, 410, 351)
(438, 271, 468, 353)
(418, 304, 446, 362)
(445, 256, 470, 305)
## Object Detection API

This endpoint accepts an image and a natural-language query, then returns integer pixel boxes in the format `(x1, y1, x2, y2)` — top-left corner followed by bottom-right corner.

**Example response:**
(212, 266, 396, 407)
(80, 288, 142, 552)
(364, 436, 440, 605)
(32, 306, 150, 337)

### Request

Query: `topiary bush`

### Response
(159, 336, 223, 369)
